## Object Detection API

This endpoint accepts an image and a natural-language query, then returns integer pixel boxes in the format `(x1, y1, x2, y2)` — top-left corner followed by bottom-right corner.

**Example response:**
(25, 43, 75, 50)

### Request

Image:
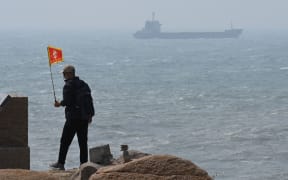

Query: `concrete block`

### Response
(0, 146, 30, 169)
(89, 144, 113, 165)
(0, 96, 28, 146)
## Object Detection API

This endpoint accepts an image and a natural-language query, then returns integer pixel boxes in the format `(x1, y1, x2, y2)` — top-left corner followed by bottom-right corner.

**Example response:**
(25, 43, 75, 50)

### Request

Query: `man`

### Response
(50, 65, 94, 170)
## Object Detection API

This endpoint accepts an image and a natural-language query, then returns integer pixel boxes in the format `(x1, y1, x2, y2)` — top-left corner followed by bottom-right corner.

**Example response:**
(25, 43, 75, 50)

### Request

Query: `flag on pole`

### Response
(47, 46, 63, 66)
(47, 45, 63, 101)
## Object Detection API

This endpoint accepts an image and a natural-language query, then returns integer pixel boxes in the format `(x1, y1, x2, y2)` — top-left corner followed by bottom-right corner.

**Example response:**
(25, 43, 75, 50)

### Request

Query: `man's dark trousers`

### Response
(58, 119, 88, 165)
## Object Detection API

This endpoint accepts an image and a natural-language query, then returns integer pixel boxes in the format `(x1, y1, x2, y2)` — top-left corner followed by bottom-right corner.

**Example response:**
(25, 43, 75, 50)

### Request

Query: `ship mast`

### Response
(230, 20, 234, 29)
(152, 12, 155, 21)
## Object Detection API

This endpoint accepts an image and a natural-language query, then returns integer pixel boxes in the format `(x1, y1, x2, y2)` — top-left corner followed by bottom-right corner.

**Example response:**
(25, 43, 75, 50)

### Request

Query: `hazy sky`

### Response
(1, 0, 288, 32)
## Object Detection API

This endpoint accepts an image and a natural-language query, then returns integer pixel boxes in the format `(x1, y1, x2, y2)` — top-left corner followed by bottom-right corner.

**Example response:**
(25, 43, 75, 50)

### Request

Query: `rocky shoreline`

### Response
(0, 151, 213, 180)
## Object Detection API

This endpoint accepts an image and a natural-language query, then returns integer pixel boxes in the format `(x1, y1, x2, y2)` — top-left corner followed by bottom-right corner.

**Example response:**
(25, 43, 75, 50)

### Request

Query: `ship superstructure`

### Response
(134, 13, 243, 39)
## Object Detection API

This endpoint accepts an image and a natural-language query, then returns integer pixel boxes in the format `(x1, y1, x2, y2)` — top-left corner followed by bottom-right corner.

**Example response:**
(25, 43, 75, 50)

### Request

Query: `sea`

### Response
(1, 30, 288, 180)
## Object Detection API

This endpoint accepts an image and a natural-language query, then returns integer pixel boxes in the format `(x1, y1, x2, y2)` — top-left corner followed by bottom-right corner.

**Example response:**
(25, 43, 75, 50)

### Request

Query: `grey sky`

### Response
(1, 0, 288, 31)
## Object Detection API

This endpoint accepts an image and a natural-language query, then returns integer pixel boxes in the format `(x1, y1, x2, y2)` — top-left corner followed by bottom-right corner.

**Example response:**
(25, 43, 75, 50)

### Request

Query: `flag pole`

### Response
(47, 45, 63, 103)
(49, 64, 57, 102)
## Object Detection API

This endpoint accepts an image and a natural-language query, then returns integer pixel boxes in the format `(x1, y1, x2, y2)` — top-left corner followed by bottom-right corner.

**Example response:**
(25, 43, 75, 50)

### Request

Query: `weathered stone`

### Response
(92, 172, 212, 180)
(89, 144, 113, 165)
(91, 155, 212, 180)
(0, 154, 212, 180)
(70, 162, 101, 180)
(120, 144, 128, 151)
(0, 169, 62, 180)
(0, 96, 28, 146)
(0, 146, 30, 169)
(115, 150, 150, 164)
(120, 144, 131, 163)
(0, 95, 30, 169)
(122, 150, 131, 163)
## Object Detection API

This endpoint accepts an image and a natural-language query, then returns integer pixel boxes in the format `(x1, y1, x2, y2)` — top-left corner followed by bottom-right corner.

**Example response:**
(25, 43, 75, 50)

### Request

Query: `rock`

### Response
(0, 153, 212, 180)
(91, 154, 212, 180)
(125, 150, 151, 159)
(120, 144, 131, 163)
(70, 162, 102, 180)
(114, 150, 151, 164)
(0, 169, 75, 180)
(92, 172, 211, 180)
(89, 144, 113, 165)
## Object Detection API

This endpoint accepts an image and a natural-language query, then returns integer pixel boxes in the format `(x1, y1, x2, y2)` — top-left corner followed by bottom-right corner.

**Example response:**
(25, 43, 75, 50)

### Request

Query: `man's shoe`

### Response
(49, 162, 65, 170)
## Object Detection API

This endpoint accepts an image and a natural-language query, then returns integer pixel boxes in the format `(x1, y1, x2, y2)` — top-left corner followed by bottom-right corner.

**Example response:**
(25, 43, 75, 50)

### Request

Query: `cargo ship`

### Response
(134, 13, 243, 39)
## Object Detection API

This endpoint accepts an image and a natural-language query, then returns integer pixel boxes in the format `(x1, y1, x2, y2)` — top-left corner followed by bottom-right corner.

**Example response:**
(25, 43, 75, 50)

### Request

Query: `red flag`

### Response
(47, 46, 63, 66)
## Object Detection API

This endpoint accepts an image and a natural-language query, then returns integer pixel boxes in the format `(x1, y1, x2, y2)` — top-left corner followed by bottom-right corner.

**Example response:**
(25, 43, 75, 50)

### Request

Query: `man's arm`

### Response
(54, 82, 74, 107)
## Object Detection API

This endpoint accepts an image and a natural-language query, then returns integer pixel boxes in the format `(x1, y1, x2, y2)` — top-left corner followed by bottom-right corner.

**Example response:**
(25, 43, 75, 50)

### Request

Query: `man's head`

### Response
(62, 65, 75, 80)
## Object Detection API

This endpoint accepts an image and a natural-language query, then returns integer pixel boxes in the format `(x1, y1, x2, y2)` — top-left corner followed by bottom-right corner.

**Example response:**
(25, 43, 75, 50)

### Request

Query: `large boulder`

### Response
(90, 155, 212, 180)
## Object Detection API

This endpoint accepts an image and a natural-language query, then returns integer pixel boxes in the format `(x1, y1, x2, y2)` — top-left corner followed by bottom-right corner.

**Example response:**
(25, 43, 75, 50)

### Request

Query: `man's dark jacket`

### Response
(60, 76, 93, 120)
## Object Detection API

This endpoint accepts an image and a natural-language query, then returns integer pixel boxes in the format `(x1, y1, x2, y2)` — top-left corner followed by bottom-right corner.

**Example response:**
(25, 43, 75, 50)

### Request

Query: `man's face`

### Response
(63, 72, 73, 80)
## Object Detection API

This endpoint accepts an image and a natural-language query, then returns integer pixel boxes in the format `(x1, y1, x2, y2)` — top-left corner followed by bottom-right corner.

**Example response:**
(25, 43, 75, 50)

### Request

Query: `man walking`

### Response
(50, 65, 94, 170)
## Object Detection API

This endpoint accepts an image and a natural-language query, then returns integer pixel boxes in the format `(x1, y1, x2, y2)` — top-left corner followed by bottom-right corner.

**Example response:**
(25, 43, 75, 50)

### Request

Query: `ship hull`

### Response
(134, 29, 243, 39)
